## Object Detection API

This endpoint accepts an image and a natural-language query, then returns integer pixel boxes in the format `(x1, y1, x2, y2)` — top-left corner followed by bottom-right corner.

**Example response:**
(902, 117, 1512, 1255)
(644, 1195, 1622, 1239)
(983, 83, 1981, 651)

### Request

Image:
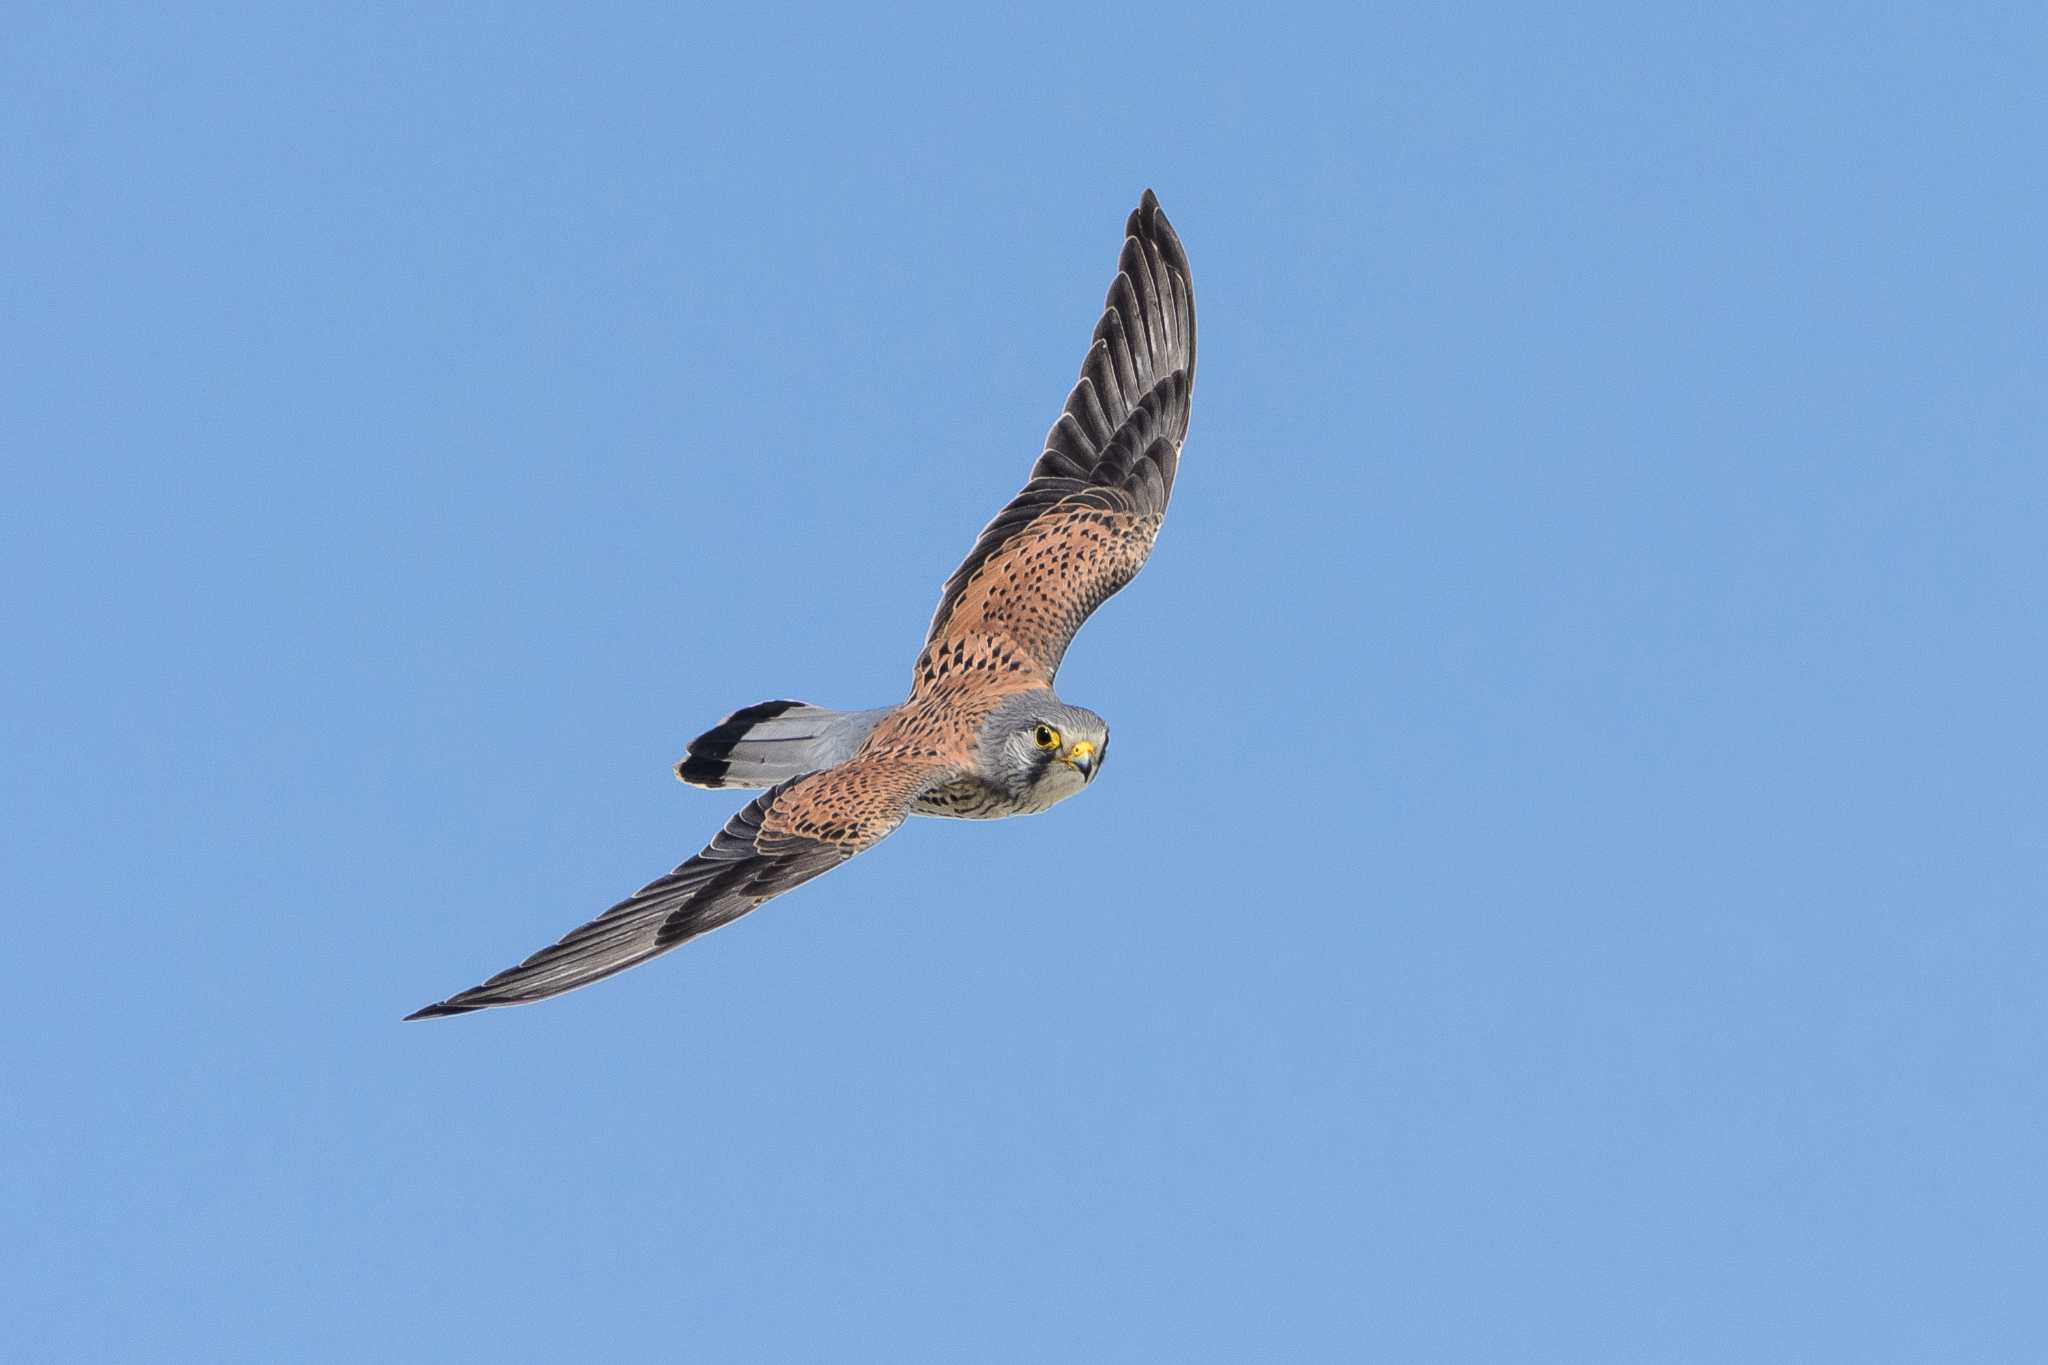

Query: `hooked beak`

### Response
(1064, 739, 1097, 782)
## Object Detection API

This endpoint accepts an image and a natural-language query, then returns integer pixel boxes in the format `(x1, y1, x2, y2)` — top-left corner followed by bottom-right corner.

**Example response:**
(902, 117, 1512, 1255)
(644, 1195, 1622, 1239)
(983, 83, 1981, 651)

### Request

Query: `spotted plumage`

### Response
(406, 190, 1194, 1019)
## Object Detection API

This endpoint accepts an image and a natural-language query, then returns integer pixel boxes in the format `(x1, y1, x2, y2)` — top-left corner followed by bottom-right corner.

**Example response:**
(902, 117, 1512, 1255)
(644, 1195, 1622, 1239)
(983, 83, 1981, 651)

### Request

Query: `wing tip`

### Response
(403, 999, 481, 1021)
(1125, 189, 1194, 385)
(1128, 189, 1181, 249)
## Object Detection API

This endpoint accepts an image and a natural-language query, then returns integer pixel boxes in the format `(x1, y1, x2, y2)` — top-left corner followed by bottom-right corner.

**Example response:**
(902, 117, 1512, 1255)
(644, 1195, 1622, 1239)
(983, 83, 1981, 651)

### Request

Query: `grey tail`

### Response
(675, 700, 893, 789)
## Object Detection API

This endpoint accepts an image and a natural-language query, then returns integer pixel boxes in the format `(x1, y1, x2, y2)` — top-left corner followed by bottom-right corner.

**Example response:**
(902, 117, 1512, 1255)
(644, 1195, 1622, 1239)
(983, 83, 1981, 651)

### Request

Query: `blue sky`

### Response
(5, 3, 2044, 1360)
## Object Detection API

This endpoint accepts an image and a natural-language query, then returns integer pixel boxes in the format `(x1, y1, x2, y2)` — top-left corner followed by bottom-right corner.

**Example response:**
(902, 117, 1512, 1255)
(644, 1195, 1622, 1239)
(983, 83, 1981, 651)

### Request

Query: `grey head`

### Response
(974, 689, 1110, 814)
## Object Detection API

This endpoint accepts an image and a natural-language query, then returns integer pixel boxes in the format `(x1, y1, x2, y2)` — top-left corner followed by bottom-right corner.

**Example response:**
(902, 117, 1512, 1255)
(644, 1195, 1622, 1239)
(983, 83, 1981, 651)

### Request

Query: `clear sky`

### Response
(6, 3, 2044, 1361)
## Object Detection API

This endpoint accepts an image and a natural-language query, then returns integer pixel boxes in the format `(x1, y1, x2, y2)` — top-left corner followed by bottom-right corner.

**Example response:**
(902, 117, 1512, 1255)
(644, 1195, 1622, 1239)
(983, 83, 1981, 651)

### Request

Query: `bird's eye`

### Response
(1034, 725, 1060, 750)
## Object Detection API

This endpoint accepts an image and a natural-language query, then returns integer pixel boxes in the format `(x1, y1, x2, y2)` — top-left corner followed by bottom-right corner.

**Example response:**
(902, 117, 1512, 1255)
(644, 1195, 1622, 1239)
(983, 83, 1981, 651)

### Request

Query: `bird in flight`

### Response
(407, 190, 1195, 1018)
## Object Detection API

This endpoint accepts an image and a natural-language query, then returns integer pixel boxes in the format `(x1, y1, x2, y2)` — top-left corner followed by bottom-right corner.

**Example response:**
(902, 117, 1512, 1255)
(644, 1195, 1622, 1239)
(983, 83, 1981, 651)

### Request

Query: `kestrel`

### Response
(406, 190, 1194, 1019)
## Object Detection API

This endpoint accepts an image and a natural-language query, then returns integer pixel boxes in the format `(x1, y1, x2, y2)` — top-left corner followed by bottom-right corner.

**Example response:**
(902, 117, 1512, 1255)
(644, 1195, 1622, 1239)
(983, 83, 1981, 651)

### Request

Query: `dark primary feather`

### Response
(404, 782, 853, 1019)
(926, 189, 1196, 646)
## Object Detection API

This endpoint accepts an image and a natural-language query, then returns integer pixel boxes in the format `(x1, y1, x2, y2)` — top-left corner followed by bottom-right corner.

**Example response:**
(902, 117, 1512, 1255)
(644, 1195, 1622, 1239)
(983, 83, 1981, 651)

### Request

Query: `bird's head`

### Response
(979, 691, 1110, 810)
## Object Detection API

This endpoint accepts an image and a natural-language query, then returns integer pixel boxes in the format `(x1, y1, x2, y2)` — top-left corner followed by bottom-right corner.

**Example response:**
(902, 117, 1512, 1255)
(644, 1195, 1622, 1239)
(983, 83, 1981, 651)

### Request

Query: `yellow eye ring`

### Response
(1034, 725, 1061, 750)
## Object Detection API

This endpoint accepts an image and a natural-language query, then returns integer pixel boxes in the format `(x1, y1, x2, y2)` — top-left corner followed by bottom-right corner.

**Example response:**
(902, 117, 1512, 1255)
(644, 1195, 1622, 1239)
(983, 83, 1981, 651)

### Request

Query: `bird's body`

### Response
(408, 191, 1193, 1019)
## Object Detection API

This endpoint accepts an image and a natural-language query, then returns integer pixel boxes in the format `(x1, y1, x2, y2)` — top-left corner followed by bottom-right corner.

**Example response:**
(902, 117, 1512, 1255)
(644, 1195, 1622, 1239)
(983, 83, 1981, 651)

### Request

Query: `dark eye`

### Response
(1034, 725, 1060, 750)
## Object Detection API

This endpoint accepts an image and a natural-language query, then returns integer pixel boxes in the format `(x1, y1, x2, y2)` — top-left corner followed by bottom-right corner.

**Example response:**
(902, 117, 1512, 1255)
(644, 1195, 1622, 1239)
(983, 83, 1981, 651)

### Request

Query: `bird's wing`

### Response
(923, 189, 1195, 684)
(405, 756, 939, 1018)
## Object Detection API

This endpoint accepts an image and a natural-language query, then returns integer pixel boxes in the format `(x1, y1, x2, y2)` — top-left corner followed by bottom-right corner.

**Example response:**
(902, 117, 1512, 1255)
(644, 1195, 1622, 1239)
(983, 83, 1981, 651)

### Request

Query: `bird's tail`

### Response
(674, 700, 892, 789)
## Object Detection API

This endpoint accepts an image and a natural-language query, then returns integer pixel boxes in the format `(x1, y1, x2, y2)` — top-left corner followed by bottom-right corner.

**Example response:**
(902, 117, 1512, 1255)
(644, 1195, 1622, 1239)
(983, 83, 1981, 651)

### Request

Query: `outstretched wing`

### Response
(924, 189, 1195, 682)
(405, 757, 937, 1018)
